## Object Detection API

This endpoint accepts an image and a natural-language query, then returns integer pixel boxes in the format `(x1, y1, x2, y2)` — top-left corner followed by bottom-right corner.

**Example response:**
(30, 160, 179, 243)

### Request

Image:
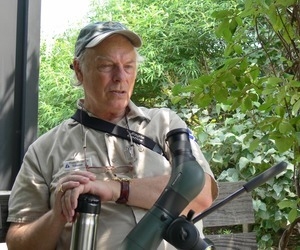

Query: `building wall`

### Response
(0, 0, 41, 190)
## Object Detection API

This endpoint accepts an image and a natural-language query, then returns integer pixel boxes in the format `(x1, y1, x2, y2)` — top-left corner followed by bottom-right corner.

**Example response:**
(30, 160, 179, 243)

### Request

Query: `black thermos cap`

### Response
(75, 193, 101, 214)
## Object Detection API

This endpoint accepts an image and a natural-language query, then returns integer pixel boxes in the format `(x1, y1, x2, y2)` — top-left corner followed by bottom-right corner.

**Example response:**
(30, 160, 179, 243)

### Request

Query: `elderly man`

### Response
(6, 21, 218, 249)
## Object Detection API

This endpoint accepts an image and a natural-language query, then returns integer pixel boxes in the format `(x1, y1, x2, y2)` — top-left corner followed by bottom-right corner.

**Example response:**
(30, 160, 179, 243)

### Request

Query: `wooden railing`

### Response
(203, 181, 257, 249)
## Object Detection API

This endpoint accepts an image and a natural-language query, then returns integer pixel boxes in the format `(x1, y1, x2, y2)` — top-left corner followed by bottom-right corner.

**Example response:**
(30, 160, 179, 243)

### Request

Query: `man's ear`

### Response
(73, 60, 83, 82)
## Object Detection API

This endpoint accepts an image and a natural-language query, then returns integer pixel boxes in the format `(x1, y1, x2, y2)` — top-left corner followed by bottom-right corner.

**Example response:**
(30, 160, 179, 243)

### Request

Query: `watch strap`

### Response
(115, 180, 130, 204)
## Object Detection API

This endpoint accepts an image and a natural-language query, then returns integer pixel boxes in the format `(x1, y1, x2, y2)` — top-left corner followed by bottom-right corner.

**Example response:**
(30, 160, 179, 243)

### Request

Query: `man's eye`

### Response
(124, 65, 135, 71)
(97, 64, 113, 71)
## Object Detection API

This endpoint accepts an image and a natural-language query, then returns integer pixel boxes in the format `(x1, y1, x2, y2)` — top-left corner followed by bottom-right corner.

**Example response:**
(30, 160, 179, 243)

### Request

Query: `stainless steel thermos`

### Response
(70, 193, 101, 250)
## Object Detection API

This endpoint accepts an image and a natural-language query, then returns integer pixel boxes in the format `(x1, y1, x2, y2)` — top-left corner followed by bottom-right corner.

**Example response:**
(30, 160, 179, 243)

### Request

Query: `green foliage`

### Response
(174, 0, 300, 248)
(39, 30, 83, 135)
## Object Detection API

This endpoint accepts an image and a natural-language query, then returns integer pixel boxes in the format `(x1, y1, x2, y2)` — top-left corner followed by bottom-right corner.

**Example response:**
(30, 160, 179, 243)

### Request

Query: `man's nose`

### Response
(112, 66, 126, 82)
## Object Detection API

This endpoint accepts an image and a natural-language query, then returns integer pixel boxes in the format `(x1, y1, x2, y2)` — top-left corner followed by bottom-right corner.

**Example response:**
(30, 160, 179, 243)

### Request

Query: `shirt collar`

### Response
(127, 100, 151, 122)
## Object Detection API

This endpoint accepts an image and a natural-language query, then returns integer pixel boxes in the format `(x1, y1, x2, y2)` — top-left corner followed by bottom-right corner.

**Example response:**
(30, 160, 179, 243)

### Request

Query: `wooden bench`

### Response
(0, 191, 10, 243)
(202, 181, 257, 249)
(0, 182, 257, 249)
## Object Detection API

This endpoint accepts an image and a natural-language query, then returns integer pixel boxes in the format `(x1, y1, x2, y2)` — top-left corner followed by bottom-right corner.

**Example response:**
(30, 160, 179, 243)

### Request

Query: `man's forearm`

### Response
(6, 210, 66, 250)
(126, 173, 214, 214)
(127, 175, 170, 209)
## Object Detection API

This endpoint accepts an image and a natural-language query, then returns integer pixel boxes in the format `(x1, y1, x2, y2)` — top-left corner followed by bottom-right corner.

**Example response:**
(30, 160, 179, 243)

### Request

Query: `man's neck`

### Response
(79, 100, 127, 123)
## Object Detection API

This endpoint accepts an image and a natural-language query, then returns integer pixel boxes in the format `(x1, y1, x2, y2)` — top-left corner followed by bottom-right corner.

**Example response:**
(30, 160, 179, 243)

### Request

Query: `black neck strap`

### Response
(71, 109, 165, 157)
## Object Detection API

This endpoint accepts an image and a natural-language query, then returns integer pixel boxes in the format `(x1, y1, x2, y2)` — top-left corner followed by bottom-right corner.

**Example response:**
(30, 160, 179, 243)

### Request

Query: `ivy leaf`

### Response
(273, 183, 283, 196)
(253, 199, 267, 212)
(251, 156, 262, 164)
(239, 157, 250, 170)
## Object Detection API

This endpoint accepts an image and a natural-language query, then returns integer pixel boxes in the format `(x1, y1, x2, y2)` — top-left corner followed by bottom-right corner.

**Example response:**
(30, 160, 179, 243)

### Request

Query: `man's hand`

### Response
(58, 170, 119, 222)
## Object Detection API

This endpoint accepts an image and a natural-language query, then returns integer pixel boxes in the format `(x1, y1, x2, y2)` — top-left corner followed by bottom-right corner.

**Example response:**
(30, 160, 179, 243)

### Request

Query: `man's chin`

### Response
(109, 100, 129, 111)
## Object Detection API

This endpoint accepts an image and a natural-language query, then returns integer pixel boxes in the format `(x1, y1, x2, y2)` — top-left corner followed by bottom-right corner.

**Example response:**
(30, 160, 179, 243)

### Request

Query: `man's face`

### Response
(76, 34, 138, 117)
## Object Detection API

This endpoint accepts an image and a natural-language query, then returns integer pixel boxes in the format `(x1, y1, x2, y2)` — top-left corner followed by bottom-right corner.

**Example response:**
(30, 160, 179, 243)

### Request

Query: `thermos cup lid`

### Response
(76, 193, 101, 214)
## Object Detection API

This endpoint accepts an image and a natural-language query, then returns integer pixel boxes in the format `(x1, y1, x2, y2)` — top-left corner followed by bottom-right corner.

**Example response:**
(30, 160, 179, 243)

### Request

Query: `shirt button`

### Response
(138, 145, 144, 152)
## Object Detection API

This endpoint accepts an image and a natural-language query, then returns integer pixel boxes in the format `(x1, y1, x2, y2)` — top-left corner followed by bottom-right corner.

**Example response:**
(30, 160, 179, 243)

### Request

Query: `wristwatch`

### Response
(115, 179, 130, 204)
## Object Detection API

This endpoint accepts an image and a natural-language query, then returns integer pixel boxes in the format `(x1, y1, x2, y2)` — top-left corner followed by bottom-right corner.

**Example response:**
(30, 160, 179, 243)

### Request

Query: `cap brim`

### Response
(86, 30, 142, 49)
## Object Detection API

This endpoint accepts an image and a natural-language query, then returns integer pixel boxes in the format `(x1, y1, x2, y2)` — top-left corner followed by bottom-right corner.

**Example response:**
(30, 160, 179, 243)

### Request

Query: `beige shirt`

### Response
(8, 101, 217, 249)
